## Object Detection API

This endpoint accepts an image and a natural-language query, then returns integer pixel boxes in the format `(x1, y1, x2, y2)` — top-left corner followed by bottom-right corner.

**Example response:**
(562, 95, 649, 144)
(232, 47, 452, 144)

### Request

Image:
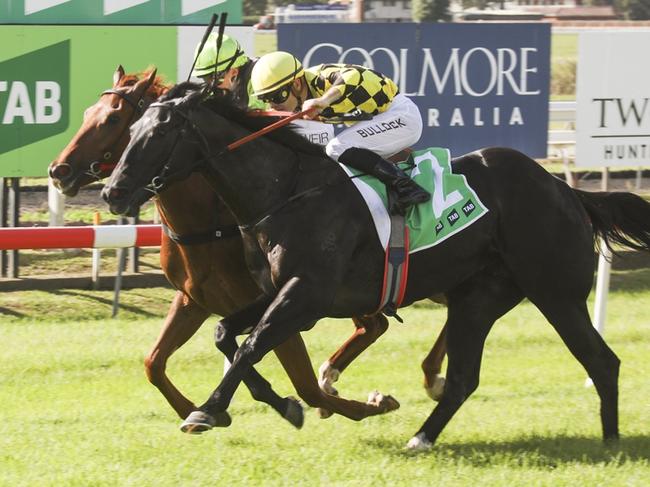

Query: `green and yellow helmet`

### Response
(191, 33, 247, 78)
(251, 51, 304, 98)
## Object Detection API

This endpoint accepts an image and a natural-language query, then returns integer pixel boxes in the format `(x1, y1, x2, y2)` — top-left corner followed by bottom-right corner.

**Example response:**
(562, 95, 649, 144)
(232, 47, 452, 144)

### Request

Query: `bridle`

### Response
(86, 87, 149, 180)
(140, 99, 316, 195)
(136, 99, 329, 228)
(140, 100, 218, 196)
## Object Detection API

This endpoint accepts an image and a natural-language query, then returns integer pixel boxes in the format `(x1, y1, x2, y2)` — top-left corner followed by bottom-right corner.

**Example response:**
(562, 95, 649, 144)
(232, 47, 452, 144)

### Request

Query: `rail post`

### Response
(91, 212, 102, 290)
(6, 178, 20, 278)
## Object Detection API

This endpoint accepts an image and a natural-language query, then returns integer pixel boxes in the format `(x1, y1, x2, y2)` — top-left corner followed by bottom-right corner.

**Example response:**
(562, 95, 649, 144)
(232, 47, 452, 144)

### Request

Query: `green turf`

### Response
(1, 287, 649, 485)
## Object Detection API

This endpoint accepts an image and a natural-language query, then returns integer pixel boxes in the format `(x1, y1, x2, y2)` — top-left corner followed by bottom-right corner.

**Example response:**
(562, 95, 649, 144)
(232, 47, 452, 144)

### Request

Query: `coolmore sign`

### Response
(279, 23, 551, 157)
(575, 32, 650, 167)
(0, 0, 242, 24)
(0, 26, 176, 177)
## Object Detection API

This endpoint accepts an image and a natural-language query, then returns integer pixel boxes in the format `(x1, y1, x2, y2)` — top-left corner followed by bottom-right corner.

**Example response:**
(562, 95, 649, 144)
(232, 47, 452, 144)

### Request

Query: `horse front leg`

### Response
(275, 332, 399, 421)
(214, 296, 304, 430)
(144, 291, 210, 419)
(182, 275, 332, 434)
(317, 314, 390, 418)
(180, 293, 304, 434)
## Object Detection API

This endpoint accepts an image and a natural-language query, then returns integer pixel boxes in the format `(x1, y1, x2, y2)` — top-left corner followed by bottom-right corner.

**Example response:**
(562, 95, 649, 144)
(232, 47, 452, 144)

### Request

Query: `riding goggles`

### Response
(258, 85, 291, 105)
(202, 71, 228, 86)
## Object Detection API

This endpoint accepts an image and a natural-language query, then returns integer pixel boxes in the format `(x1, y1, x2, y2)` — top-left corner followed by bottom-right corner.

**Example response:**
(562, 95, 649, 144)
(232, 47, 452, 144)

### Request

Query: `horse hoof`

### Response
(283, 397, 304, 429)
(406, 432, 433, 451)
(367, 391, 400, 413)
(425, 375, 446, 402)
(317, 407, 334, 419)
(180, 410, 232, 434)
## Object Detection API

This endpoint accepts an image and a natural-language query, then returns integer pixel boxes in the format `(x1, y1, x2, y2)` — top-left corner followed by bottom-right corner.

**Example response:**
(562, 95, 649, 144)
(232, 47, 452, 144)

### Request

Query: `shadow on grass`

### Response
(47, 289, 159, 318)
(607, 250, 650, 292)
(0, 307, 26, 318)
(364, 435, 650, 464)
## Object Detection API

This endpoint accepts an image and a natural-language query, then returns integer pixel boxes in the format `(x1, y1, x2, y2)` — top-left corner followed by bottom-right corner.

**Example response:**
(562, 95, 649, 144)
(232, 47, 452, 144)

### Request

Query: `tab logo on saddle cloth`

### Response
(340, 147, 489, 253)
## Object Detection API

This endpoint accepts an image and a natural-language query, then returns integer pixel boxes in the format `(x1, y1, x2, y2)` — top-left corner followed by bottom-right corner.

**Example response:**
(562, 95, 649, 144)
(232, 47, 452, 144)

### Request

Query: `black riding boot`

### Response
(339, 147, 430, 212)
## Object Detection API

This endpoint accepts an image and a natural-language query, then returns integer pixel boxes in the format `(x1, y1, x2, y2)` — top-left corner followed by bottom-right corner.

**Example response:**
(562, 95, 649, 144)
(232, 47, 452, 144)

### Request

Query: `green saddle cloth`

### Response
(345, 147, 489, 254)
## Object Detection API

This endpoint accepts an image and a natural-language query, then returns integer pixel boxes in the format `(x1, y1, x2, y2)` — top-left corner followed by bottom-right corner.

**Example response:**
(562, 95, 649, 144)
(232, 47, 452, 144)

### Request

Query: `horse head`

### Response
(102, 82, 209, 216)
(49, 65, 164, 196)
(103, 81, 328, 219)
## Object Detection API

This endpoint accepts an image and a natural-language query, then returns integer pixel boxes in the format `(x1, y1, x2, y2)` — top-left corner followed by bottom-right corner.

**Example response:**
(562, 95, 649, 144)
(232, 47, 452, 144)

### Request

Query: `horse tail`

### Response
(573, 188, 650, 253)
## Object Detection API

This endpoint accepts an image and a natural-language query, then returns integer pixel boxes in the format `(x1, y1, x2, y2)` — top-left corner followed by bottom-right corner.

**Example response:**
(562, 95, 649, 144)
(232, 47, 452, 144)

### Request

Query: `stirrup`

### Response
(394, 181, 430, 206)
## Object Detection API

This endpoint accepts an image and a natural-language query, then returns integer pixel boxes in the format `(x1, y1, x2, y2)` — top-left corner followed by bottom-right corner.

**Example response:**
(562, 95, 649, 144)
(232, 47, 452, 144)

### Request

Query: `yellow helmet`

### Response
(251, 51, 304, 98)
(192, 34, 247, 78)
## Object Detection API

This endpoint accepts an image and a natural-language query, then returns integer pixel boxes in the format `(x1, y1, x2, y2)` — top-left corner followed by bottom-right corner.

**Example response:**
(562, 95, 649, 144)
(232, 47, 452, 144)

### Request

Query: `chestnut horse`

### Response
(103, 83, 650, 448)
(49, 67, 447, 423)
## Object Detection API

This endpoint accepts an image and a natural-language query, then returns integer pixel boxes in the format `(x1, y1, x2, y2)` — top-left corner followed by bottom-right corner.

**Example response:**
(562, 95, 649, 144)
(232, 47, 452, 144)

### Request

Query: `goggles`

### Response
(258, 85, 291, 105)
(201, 71, 227, 87)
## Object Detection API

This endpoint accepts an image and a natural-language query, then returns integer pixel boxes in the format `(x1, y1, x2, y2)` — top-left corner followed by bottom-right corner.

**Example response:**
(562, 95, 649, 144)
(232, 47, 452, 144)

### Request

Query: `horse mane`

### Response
(118, 67, 171, 98)
(161, 81, 327, 158)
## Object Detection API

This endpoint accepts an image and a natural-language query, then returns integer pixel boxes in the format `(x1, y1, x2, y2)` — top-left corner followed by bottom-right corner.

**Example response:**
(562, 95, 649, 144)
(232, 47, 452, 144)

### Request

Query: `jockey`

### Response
(192, 36, 334, 146)
(250, 51, 430, 212)
(191, 33, 266, 110)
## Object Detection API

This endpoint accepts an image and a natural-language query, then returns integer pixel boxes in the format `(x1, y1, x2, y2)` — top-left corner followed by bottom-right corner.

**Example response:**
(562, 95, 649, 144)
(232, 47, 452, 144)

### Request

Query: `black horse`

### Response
(103, 83, 650, 449)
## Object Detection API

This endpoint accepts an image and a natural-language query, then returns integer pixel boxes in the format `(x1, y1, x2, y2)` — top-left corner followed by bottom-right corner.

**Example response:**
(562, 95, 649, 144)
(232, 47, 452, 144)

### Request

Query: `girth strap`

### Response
(162, 223, 239, 245)
(376, 192, 410, 322)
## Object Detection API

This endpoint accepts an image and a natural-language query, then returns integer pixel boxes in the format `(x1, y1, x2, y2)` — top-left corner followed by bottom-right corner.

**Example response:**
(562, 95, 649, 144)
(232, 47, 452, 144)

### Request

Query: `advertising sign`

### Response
(0, 0, 242, 24)
(0, 40, 69, 156)
(575, 31, 650, 167)
(279, 23, 551, 157)
(0, 26, 177, 176)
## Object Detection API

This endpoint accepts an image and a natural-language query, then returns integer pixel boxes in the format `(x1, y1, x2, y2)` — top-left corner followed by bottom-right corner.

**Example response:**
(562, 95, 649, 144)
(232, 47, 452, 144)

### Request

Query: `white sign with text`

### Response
(576, 31, 650, 167)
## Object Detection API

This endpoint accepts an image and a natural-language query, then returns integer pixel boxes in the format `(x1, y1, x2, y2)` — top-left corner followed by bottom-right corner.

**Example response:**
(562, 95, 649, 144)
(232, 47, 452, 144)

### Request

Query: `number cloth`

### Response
(339, 147, 489, 253)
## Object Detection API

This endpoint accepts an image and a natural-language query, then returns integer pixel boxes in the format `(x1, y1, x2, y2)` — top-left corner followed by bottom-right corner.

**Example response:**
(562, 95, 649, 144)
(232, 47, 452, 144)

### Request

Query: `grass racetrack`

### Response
(2, 275, 650, 486)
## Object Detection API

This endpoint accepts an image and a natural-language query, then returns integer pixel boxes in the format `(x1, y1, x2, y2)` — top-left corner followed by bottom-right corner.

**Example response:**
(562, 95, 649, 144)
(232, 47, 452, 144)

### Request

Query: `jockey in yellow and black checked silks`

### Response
(304, 64, 399, 121)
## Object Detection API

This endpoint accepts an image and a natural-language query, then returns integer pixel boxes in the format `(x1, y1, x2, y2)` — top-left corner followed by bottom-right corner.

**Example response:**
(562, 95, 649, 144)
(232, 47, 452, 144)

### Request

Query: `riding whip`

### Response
(212, 13, 229, 85)
(186, 13, 218, 82)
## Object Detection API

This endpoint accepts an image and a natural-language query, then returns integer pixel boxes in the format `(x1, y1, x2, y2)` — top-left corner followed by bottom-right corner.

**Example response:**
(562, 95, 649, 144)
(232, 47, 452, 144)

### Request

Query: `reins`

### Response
(143, 98, 374, 228)
(226, 108, 316, 151)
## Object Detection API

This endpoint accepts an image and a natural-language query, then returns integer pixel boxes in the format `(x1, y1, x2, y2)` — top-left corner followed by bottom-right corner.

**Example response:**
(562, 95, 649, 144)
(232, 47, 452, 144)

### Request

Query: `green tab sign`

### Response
(0, 1, 242, 24)
(0, 41, 70, 156)
(0, 26, 177, 177)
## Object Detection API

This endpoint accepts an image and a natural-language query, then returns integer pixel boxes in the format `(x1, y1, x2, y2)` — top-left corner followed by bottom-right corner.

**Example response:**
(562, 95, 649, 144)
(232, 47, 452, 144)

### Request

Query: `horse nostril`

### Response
(104, 187, 125, 203)
(50, 163, 72, 180)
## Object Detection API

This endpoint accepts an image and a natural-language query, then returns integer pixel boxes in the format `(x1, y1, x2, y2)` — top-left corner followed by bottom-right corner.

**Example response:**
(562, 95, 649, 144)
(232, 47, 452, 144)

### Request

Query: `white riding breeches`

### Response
(325, 94, 423, 161)
(290, 119, 335, 147)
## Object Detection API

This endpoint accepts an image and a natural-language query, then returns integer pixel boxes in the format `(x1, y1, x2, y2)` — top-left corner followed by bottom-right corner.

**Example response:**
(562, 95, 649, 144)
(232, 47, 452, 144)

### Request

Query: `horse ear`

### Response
(143, 68, 158, 89)
(113, 65, 125, 87)
(132, 67, 157, 96)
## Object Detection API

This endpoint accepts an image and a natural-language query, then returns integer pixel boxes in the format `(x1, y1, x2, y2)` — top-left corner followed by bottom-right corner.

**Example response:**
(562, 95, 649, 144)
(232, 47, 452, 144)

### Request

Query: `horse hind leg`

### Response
(409, 269, 523, 450)
(531, 298, 620, 441)
(421, 321, 447, 401)
(274, 331, 400, 421)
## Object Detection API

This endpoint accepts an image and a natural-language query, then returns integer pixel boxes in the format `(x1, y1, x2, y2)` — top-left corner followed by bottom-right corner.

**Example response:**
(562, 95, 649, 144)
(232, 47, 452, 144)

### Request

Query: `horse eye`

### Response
(107, 114, 120, 125)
